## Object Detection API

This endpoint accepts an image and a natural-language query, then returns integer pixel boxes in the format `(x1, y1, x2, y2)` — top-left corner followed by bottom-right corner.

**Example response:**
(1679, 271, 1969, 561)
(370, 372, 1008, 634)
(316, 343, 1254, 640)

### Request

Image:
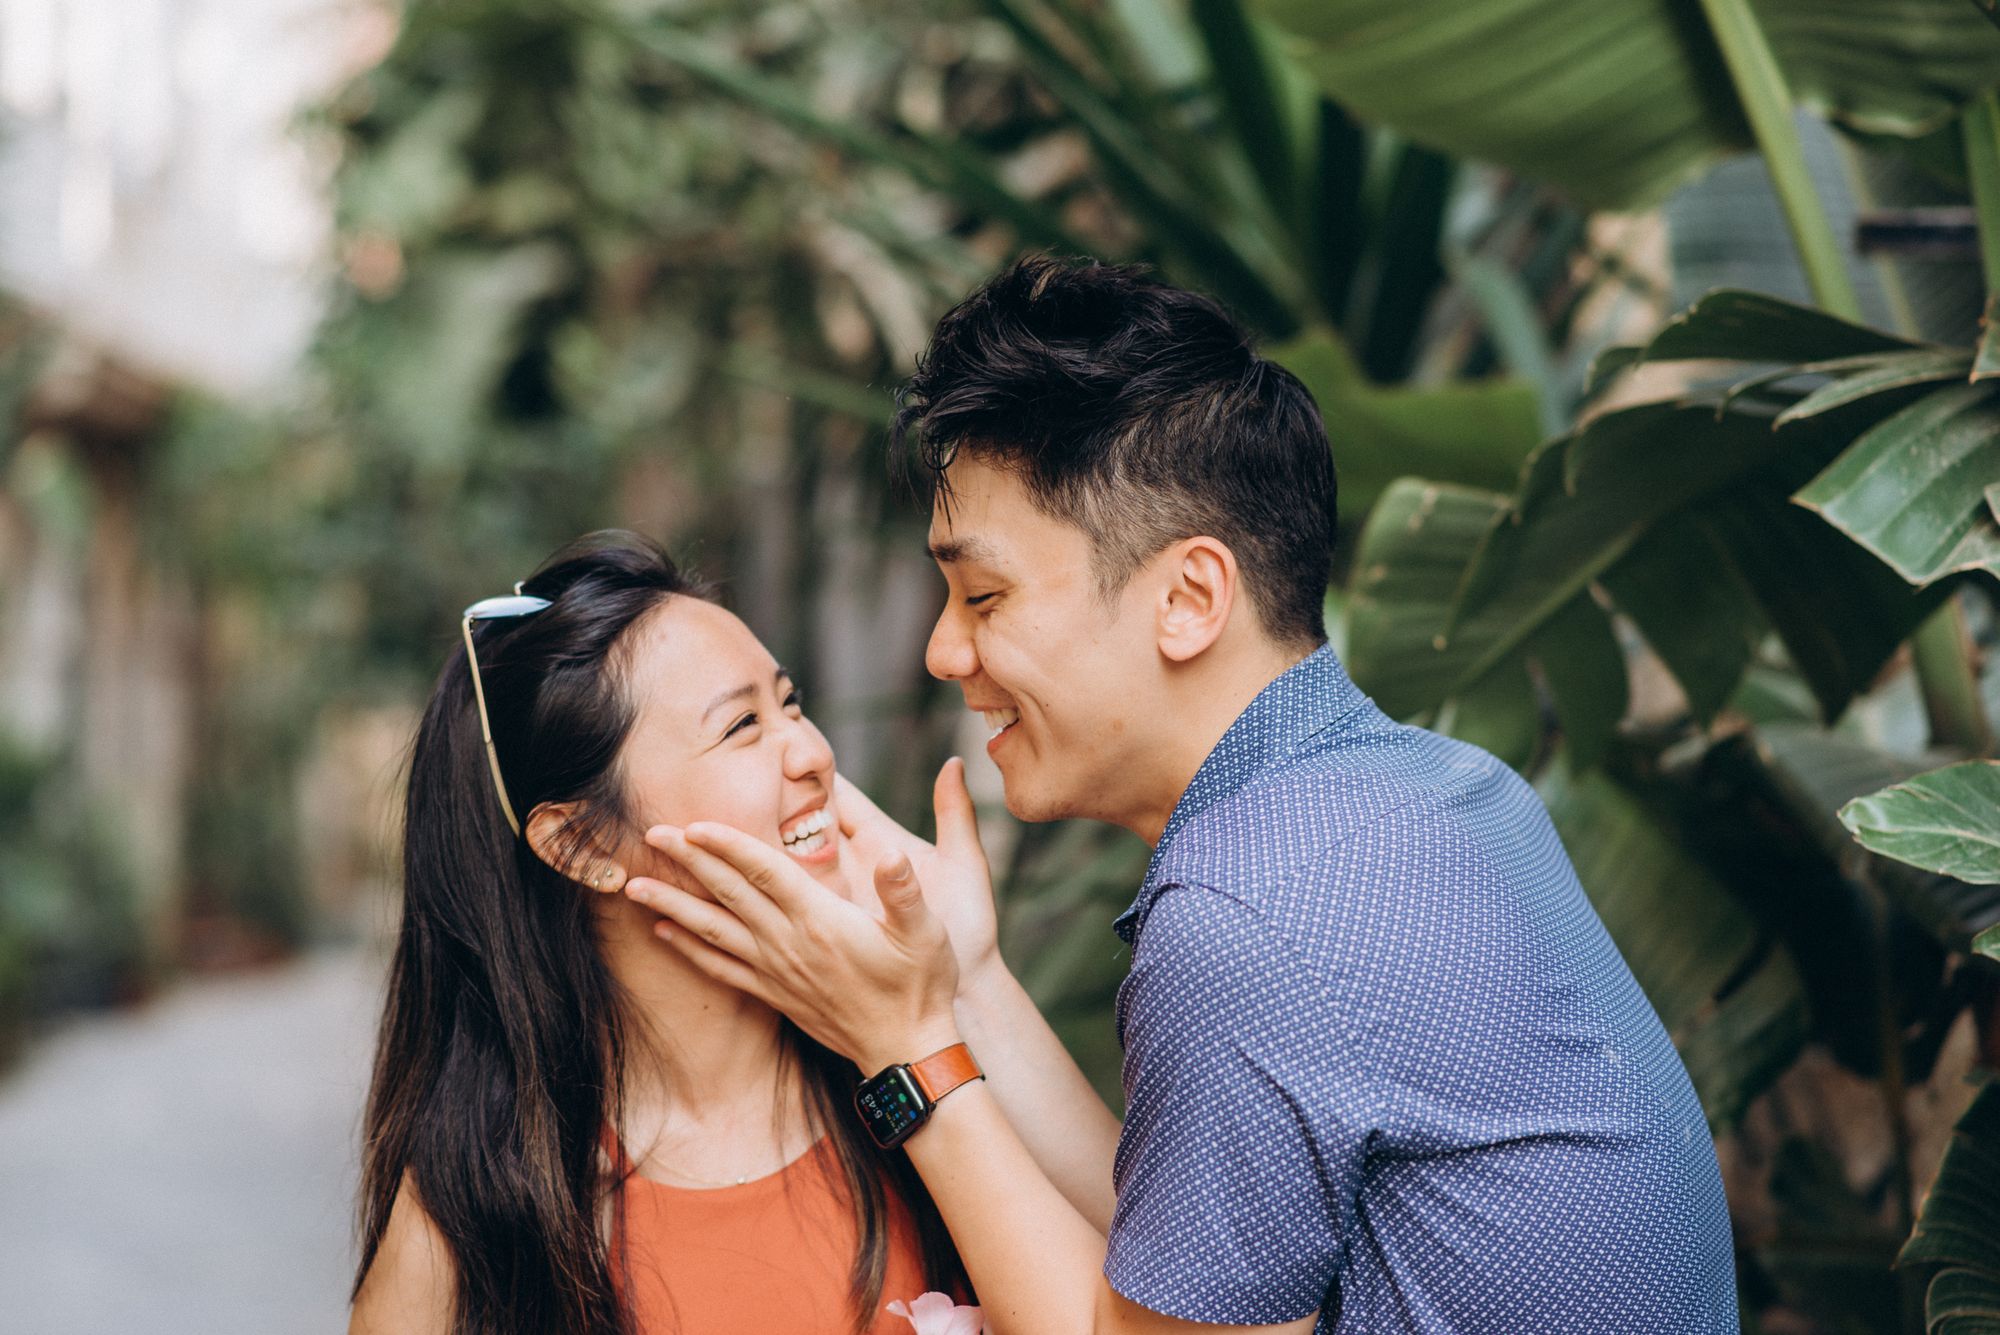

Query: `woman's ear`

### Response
(524, 802, 627, 894)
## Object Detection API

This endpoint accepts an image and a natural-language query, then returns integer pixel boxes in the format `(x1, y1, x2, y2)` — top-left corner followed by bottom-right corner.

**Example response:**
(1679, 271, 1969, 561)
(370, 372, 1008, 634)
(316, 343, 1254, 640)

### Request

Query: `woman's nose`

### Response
(782, 714, 835, 780)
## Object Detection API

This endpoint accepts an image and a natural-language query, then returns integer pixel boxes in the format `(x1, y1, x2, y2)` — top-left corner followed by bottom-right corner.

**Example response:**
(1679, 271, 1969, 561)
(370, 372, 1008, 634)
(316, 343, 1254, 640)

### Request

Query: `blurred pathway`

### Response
(0, 948, 384, 1335)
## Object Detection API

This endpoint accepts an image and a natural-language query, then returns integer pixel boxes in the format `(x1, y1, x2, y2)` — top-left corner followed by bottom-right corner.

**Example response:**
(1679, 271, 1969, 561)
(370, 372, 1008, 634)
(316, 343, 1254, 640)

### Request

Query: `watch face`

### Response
(854, 1066, 931, 1148)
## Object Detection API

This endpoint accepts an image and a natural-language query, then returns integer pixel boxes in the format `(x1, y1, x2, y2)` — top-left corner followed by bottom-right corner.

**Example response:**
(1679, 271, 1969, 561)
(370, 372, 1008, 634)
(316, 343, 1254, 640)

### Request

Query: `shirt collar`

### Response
(1112, 644, 1369, 945)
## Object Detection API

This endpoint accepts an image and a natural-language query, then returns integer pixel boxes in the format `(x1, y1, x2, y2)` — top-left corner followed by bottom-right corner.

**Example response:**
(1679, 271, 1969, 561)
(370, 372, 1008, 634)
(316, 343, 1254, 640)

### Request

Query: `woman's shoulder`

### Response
(350, 1174, 455, 1335)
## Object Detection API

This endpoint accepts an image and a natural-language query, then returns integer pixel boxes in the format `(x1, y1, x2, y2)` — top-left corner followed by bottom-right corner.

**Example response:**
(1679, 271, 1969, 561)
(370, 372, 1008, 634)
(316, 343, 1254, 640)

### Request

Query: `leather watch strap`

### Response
(908, 1042, 983, 1104)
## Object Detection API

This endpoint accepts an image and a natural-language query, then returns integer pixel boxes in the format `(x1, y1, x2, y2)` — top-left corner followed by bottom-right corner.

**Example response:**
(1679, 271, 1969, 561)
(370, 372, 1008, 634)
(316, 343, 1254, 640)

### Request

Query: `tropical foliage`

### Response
(2, 0, 1997, 1330)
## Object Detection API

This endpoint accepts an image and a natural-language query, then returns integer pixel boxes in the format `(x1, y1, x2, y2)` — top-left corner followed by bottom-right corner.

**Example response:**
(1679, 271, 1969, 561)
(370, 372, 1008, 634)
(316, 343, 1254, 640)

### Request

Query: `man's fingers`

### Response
(623, 878, 757, 962)
(643, 826, 790, 936)
(679, 822, 824, 912)
(834, 772, 890, 839)
(835, 773, 931, 860)
(872, 851, 931, 938)
(931, 757, 987, 867)
(651, 917, 772, 1001)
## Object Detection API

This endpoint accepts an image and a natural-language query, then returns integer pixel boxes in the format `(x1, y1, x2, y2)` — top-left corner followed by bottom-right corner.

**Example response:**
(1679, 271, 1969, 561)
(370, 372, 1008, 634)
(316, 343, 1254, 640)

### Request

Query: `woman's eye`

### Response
(784, 689, 803, 710)
(965, 593, 997, 607)
(724, 712, 758, 739)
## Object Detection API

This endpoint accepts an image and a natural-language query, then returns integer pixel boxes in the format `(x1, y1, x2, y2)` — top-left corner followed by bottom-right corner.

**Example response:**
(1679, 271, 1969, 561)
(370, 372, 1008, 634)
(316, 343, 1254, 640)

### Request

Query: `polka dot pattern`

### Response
(1103, 647, 1738, 1332)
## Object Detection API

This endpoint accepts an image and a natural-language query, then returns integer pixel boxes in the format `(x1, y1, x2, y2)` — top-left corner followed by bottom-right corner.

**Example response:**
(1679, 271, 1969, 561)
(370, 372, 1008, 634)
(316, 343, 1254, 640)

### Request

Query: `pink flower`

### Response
(885, 1290, 989, 1335)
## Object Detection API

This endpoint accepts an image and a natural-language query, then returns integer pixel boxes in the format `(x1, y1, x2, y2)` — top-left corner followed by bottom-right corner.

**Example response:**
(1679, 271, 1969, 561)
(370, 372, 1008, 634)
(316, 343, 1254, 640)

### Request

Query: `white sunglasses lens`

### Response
(463, 594, 552, 620)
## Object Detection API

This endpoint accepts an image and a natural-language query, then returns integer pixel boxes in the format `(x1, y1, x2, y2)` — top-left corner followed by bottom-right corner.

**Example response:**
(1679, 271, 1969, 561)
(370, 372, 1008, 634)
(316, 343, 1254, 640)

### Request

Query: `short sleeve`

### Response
(1105, 884, 1372, 1325)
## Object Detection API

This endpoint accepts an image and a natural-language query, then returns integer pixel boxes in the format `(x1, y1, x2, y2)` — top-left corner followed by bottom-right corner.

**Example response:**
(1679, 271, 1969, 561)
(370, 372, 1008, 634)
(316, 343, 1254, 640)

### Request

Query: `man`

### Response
(629, 257, 1739, 1333)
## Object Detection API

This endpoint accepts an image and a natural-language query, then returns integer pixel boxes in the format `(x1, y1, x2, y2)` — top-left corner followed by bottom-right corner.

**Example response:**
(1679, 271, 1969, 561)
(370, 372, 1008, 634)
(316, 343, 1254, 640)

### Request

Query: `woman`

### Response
(349, 531, 967, 1334)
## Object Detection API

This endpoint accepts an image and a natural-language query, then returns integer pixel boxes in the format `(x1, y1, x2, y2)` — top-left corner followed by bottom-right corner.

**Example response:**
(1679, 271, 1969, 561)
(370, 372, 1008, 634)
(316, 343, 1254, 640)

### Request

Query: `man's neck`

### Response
(1126, 635, 1319, 847)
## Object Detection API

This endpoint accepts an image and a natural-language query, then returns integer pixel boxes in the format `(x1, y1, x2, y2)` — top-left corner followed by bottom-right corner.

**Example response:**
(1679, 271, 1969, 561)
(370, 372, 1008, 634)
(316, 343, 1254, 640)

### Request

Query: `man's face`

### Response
(924, 457, 1165, 827)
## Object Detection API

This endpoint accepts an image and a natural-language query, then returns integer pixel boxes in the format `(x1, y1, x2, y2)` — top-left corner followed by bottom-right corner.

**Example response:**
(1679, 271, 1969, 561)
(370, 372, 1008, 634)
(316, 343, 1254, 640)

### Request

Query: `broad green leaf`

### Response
(1840, 761, 2000, 884)
(1699, 486, 1945, 721)
(1976, 923, 2000, 961)
(1345, 478, 1515, 713)
(1763, 0, 2000, 136)
(1344, 482, 1626, 774)
(1271, 334, 1544, 518)
(1750, 724, 2000, 955)
(1255, 0, 1748, 209)
(1628, 289, 1918, 367)
(1772, 348, 1973, 423)
(1435, 395, 1935, 728)
(1529, 593, 1627, 770)
(1448, 404, 1800, 675)
(1600, 510, 1767, 724)
(1436, 654, 1541, 773)
(1255, 0, 2000, 210)
(1673, 949, 1812, 1131)
(1540, 763, 1808, 1125)
(1976, 293, 2000, 382)
(1454, 252, 1564, 433)
(984, 0, 1302, 335)
(1353, 143, 1455, 380)
(1190, 0, 1305, 222)
(1924, 1267, 2000, 1335)
(1899, 1084, 2000, 1326)
(1795, 383, 2000, 584)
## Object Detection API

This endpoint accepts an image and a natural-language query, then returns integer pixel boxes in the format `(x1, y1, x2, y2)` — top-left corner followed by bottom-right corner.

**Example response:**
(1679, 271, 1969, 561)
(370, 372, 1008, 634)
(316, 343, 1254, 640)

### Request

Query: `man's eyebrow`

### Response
(700, 668, 790, 725)
(927, 535, 1003, 567)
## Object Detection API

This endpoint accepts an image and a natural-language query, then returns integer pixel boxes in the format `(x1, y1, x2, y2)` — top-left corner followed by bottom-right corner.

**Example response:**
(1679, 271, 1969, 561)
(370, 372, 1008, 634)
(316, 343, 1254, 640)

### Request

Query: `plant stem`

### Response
(1910, 599, 1993, 755)
(1964, 91, 2000, 291)
(1695, 0, 1863, 321)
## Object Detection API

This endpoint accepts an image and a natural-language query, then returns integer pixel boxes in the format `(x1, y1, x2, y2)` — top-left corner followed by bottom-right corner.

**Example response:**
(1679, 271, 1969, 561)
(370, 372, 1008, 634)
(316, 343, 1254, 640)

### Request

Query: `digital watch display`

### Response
(853, 1043, 983, 1150)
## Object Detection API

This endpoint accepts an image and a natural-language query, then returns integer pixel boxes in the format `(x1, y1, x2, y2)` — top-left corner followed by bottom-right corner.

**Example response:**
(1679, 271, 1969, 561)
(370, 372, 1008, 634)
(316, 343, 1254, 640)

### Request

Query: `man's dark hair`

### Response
(893, 255, 1337, 647)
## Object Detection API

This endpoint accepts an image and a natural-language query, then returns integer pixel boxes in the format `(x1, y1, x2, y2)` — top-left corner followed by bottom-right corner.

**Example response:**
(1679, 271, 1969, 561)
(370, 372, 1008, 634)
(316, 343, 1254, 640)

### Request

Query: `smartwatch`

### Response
(854, 1042, 984, 1149)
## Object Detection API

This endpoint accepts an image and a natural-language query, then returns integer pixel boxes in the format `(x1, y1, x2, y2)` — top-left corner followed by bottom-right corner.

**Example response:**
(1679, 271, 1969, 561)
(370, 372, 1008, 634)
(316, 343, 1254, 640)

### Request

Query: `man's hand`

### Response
(838, 758, 1003, 993)
(625, 823, 962, 1074)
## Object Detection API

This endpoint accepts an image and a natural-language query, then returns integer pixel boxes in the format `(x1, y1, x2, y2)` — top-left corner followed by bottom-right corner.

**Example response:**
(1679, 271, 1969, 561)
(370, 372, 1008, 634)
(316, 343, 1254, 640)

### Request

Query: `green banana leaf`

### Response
(1899, 1083, 2000, 1335)
(1839, 760, 2000, 885)
(1978, 294, 2000, 381)
(1540, 763, 1809, 1126)
(1794, 383, 2000, 584)
(1253, 0, 2000, 210)
(1272, 333, 1543, 519)
(1423, 387, 1947, 729)
(1589, 290, 2000, 590)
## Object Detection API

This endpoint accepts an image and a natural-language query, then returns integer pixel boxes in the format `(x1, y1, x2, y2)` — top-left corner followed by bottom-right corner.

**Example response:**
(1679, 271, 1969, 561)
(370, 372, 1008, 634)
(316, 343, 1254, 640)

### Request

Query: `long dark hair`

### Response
(355, 531, 965, 1334)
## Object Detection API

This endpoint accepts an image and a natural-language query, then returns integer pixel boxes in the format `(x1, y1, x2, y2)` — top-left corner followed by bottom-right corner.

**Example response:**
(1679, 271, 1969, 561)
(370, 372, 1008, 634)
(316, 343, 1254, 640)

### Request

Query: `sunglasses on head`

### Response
(461, 585, 553, 836)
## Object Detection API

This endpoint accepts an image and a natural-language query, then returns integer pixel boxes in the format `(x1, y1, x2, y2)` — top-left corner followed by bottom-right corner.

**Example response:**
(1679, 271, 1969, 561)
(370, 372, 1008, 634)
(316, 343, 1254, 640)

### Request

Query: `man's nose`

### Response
(925, 605, 977, 682)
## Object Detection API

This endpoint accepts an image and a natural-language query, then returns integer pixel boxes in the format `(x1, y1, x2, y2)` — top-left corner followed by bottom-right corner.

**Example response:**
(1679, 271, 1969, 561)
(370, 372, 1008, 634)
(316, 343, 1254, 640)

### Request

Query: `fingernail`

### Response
(654, 921, 673, 942)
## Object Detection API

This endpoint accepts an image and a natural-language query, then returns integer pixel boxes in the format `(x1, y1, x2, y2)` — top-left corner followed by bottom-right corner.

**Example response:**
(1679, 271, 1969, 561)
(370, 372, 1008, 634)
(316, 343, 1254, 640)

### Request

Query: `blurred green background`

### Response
(3, 0, 2000, 1331)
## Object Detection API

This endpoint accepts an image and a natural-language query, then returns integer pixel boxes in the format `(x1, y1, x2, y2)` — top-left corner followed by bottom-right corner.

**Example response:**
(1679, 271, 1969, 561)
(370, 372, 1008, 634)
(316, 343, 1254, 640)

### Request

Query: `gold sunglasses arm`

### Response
(462, 616, 525, 837)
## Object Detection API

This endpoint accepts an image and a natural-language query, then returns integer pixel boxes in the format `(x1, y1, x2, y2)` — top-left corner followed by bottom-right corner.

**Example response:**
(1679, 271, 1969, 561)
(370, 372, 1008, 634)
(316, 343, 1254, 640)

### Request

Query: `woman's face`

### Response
(610, 596, 856, 899)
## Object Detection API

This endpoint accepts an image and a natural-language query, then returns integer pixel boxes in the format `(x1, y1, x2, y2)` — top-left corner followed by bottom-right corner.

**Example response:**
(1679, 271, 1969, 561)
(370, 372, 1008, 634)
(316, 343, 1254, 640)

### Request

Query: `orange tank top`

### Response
(606, 1131, 937, 1334)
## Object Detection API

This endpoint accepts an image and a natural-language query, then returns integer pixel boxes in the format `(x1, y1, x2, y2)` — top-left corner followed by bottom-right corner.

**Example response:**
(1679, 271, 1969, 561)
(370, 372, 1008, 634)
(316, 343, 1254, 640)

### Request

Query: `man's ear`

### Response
(1155, 536, 1236, 664)
(524, 802, 627, 894)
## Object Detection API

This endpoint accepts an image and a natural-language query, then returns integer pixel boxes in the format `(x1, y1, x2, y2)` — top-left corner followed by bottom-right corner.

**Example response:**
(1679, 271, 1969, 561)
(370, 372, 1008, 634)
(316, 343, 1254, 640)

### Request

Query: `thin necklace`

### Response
(630, 1133, 818, 1189)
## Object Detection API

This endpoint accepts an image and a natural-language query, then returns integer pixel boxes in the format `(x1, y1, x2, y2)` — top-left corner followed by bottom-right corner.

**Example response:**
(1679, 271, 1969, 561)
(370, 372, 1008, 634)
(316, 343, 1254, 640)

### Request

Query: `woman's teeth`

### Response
(782, 807, 833, 856)
(984, 707, 1020, 739)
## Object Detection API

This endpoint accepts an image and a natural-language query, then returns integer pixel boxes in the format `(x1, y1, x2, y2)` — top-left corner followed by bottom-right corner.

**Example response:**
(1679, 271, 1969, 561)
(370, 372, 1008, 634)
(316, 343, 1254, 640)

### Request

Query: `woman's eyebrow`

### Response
(700, 668, 790, 725)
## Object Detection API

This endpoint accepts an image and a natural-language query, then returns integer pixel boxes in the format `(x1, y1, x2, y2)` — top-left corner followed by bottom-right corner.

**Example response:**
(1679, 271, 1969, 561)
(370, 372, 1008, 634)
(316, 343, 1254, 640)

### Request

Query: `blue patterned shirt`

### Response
(1103, 647, 1738, 1332)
